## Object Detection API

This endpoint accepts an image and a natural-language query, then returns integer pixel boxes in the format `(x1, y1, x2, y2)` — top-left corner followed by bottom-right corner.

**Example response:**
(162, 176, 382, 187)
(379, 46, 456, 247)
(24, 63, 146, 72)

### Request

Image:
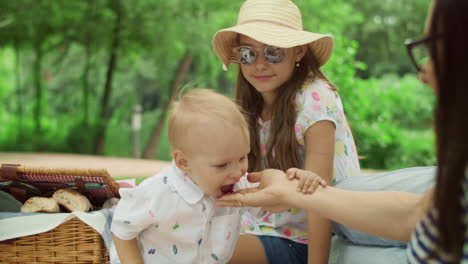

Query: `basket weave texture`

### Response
(0, 164, 120, 206)
(0, 217, 109, 264)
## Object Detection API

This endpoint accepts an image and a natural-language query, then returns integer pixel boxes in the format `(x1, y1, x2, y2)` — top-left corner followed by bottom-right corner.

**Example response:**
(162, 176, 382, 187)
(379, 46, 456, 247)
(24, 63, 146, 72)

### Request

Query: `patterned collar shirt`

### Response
(111, 162, 261, 264)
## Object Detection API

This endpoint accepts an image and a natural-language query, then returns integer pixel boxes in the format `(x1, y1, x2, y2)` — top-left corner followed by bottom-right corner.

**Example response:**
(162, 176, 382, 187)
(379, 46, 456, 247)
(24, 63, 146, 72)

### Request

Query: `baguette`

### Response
(21, 197, 60, 213)
(52, 189, 92, 212)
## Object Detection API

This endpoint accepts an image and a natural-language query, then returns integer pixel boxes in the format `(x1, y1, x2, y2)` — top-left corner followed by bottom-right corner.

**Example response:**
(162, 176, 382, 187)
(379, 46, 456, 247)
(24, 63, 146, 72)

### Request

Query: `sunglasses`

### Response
(233, 45, 284, 65)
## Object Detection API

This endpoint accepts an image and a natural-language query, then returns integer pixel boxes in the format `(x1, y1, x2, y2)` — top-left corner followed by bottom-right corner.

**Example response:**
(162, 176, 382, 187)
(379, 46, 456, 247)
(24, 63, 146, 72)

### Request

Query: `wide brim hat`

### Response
(212, 0, 334, 70)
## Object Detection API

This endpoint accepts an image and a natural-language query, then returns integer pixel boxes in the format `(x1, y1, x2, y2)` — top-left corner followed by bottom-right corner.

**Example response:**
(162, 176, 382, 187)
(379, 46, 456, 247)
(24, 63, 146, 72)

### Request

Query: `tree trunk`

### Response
(14, 38, 23, 142)
(33, 43, 43, 135)
(82, 43, 91, 126)
(142, 53, 193, 159)
(82, 0, 94, 127)
(94, 0, 123, 155)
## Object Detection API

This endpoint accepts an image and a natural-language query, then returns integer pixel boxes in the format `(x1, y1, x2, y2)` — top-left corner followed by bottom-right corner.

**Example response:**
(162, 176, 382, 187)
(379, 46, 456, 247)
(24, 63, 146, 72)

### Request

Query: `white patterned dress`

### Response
(241, 78, 361, 243)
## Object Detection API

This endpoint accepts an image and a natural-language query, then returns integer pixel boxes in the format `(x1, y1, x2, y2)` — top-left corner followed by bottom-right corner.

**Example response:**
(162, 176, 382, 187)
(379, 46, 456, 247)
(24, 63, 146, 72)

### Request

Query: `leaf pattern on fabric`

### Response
(211, 253, 219, 261)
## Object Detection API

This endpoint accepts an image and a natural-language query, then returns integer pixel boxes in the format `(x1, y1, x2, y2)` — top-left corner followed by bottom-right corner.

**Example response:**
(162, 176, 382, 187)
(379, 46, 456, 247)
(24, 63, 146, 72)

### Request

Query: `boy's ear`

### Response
(173, 150, 190, 173)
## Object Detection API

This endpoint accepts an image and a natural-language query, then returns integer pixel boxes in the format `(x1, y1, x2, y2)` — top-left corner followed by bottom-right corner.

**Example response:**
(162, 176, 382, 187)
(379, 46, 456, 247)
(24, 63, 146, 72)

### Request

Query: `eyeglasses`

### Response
(233, 45, 284, 65)
(405, 37, 434, 72)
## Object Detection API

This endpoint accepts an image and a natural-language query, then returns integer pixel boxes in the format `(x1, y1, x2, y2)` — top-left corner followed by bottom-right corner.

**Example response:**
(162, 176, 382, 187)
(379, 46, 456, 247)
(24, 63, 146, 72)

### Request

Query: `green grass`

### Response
(114, 176, 148, 186)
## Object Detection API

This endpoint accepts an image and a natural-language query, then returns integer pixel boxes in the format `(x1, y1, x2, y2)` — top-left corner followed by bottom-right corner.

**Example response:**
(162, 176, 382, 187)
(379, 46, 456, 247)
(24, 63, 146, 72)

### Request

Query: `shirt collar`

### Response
(170, 161, 205, 205)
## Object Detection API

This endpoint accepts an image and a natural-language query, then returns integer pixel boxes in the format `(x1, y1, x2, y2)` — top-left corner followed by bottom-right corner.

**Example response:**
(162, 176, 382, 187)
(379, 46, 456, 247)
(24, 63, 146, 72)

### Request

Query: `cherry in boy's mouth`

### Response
(220, 184, 235, 195)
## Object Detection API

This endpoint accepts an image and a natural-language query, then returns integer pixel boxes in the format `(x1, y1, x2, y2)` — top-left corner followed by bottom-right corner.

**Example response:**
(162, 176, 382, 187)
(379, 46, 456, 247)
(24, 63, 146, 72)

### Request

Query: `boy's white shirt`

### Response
(110, 162, 261, 264)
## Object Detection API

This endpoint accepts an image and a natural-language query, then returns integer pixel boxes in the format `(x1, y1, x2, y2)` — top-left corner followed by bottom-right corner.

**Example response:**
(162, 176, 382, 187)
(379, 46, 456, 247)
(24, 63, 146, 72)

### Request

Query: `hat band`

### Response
(238, 19, 301, 31)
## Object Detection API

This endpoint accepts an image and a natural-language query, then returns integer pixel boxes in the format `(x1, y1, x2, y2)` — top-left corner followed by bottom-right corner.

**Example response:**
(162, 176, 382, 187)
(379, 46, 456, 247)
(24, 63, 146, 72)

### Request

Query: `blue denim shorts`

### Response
(257, 235, 307, 264)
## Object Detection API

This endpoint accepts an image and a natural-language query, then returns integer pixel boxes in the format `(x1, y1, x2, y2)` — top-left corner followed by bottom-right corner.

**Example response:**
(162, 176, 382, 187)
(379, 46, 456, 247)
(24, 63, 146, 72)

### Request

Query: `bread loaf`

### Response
(52, 189, 92, 212)
(21, 197, 60, 213)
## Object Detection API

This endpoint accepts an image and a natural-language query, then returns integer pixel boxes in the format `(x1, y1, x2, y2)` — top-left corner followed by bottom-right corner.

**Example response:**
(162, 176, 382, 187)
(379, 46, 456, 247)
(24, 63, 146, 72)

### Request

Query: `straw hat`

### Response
(212, 0, 334, 70)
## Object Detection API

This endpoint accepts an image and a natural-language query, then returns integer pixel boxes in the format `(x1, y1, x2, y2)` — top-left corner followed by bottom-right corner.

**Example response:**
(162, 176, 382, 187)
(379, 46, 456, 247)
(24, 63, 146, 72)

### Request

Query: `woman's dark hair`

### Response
(429, 0, 468, 261)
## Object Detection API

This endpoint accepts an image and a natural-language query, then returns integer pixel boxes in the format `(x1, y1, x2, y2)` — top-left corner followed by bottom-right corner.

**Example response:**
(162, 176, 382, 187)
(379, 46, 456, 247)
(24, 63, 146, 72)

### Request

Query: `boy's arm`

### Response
(112, 234, 144, 264)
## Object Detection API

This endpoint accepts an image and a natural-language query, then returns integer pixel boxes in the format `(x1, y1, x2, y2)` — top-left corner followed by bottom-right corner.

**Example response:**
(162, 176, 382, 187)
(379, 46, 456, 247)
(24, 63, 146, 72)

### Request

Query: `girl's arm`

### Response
(112, 234, 144, 264)
(303, 120, 335, 264)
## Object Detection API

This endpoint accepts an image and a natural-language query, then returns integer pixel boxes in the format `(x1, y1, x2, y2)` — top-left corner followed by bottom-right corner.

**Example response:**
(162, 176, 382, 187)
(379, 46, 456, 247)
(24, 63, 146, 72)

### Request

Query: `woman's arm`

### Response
(294, 185, 430, 242)
(216, 170, 432, 242)
(303, 121, 335, 264)
(112, 234, 144, 264)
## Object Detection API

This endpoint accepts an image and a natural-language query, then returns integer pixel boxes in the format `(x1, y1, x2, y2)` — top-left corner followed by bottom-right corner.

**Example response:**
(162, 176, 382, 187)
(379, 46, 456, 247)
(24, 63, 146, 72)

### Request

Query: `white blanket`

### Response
(0, 209, 113, 249)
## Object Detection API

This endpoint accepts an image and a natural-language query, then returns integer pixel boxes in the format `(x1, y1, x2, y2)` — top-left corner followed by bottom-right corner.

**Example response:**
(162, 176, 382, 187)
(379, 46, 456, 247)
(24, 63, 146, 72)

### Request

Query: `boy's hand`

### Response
(286, 168, 327, 194)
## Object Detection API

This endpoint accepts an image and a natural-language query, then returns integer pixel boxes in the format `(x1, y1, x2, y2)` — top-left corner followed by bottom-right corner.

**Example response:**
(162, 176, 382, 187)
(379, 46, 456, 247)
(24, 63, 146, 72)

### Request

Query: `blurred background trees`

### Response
(0, 0, 434, 170)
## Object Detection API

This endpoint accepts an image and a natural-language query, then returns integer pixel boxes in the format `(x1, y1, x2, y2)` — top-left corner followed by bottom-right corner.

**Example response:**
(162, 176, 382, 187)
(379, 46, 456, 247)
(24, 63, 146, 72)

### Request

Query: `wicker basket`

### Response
(0, 164, 120, 207)
(0, 217, 110, 264)
(0, 164, 117, 264)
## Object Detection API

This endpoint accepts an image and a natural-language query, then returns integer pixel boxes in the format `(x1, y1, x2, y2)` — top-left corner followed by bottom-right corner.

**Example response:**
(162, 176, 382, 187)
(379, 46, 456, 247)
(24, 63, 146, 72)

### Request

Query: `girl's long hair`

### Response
(235, 47, 336, 172)
(429, 0, 468, 261)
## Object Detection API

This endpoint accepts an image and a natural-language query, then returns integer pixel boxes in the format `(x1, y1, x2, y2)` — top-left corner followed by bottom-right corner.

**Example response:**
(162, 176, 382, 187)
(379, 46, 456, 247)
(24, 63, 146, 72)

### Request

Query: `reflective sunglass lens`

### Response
(265, 46, 283, 64)
(239, 47, 256, 64)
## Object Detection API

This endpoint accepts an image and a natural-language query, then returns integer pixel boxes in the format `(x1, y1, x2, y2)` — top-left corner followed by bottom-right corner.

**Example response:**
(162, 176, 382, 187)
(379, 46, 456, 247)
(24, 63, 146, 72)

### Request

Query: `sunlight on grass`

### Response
(115, 176, 148, 186)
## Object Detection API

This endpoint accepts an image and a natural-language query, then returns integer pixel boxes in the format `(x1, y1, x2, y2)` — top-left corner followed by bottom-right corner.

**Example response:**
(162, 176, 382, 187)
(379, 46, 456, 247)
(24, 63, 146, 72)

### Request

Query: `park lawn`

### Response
(114, 176, 148, 186)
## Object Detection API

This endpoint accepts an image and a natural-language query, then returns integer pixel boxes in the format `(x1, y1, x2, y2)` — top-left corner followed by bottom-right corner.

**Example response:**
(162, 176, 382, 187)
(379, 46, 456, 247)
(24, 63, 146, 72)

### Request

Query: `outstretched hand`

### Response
(215, 169, 299, 213)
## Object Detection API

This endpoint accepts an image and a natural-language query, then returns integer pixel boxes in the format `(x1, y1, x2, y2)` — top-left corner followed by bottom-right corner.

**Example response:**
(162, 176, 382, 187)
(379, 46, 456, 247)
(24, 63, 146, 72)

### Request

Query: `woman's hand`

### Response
(216, 169, 301, 212)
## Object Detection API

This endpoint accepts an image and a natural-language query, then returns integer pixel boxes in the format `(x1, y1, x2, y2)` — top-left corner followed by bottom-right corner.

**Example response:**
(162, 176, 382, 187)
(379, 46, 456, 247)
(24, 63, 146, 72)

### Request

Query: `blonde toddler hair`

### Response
(168, 89, 249, 154)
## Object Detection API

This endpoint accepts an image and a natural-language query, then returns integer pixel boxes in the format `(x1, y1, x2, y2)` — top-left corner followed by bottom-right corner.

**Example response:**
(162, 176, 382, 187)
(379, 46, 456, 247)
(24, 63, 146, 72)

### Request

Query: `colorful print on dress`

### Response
(312, 91, 321, 101)
(260, 226, 274, 233)
(335, 141, 345, 157)
(148, 210, 155, 217)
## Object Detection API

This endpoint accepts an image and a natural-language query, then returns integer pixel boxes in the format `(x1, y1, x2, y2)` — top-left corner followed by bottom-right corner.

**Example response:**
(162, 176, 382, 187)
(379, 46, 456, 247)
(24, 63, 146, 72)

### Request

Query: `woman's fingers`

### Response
(247, 172, 263, 183)
(216, 187, 262, 207)
(215, 199, 243, 207)
(216, 169, 293, 208)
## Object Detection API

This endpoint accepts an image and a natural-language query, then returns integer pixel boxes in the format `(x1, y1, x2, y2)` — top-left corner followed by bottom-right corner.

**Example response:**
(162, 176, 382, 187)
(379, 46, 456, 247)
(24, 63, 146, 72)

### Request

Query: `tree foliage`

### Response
(0, 0, 433, 170)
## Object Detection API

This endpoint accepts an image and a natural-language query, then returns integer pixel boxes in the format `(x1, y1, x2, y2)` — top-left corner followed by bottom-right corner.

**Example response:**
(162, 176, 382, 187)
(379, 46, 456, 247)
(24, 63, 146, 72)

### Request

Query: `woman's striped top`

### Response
(407, 169, 468, 263)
